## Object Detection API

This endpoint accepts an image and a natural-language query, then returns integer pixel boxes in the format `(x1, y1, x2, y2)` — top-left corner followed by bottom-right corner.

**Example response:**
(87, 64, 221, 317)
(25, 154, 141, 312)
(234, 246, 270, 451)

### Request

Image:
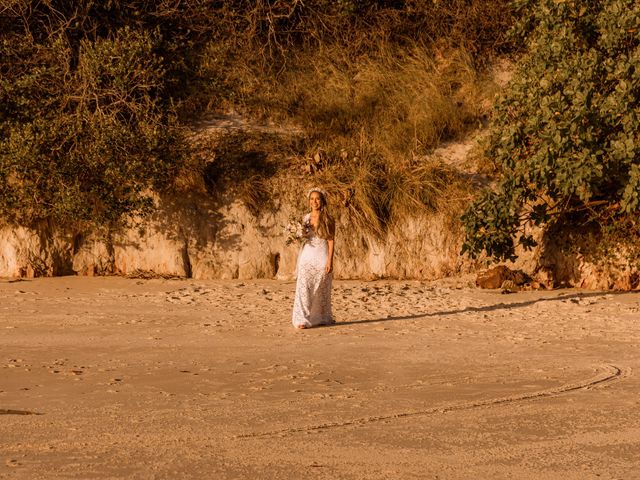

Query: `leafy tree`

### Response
(462, 0, 640, 261)
(0, 2, 188, 229)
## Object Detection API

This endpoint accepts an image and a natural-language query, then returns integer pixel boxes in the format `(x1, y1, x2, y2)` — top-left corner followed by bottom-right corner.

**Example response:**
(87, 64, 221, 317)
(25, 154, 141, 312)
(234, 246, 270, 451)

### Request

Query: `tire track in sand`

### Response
(236, 364, 627, 439)
(0, 409, 41, 415)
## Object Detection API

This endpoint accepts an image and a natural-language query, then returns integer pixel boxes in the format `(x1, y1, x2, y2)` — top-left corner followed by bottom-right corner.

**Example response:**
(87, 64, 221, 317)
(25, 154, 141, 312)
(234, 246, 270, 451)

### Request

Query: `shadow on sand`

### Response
(331, 290, 637, 327)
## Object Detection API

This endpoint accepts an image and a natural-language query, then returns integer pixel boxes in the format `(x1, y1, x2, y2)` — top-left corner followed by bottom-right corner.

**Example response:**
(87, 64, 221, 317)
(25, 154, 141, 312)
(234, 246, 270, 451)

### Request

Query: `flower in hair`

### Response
(307, 187, 328, 198)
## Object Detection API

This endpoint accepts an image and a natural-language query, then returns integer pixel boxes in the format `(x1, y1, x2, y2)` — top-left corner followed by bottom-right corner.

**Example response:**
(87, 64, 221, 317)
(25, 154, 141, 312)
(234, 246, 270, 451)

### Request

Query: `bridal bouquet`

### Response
(284, 217, 310, 246)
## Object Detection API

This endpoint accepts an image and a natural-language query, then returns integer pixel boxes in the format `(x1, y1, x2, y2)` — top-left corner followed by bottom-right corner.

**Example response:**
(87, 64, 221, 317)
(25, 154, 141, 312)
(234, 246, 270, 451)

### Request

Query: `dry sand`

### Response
(1, 276, 639, 479)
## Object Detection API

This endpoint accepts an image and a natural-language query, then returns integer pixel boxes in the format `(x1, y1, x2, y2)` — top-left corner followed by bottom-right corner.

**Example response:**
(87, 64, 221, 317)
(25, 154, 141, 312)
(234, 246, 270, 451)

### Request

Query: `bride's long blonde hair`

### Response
(308, 188, 335, 240)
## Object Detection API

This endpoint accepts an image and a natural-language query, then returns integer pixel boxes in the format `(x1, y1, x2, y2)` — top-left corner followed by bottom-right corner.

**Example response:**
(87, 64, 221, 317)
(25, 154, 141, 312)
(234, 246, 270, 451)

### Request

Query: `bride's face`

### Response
(309, 192, 323, 211)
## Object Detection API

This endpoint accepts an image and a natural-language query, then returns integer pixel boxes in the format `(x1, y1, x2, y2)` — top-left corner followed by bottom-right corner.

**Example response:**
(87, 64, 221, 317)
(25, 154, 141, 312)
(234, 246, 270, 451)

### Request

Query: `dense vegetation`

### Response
(462, 0, 640, 261)
(1, 0, 513, 232)
(0, 3, 186, 228)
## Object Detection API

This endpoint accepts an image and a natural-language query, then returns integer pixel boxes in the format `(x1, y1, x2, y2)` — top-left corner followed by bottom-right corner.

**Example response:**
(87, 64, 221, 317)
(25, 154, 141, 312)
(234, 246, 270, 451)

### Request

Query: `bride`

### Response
(291, 187, 336, 329)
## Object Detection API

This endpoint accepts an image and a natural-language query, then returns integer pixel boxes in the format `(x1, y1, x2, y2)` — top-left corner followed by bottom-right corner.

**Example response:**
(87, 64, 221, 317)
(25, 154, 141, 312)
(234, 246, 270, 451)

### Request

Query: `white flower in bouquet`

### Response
(284, 217, 310, 246)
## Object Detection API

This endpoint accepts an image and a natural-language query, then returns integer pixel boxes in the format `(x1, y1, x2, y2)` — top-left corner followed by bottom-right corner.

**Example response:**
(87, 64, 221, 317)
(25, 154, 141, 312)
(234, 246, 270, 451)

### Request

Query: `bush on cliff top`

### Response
(0, 0, 513, 231)
(462, 0, 640, 261)
(0, 2, 187, 229)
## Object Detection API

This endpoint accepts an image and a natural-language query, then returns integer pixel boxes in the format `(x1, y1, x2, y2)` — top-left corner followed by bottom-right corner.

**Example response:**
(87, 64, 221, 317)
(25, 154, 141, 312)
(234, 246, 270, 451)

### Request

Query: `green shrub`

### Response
(0, 0, 513, 234)
(462, 0, 640, 261)
(0, 27, 183, 228)
(0, 3, 190, 229)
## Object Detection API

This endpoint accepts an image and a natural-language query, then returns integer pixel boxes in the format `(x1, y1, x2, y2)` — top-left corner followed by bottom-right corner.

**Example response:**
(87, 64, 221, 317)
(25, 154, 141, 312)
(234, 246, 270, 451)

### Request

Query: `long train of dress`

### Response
(291, 214, 334, 328)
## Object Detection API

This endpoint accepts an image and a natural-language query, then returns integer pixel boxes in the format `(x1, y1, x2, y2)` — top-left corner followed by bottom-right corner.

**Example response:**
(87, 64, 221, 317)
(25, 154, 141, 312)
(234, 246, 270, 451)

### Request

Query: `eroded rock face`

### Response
(71, 235, 113, 276)
(537, 228, 640, 290)
(112, 226, 189, 278)
(0, 225, 73, 277)
(2, 191, 638, 290)
(0, 192, 470, 281)
(0, 227, 39, 277)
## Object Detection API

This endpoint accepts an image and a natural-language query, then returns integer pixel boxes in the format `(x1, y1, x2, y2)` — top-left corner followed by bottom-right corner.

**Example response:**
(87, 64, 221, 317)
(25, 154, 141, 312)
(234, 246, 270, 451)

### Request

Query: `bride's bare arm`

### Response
(325, 219, 335, 274)
(326, 239, 334, 273)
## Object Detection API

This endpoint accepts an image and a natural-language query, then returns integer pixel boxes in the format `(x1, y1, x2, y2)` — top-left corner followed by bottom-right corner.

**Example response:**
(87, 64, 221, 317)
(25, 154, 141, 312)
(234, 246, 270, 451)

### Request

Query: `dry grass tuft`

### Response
(183, 42, 497, 237)
(261, 44, 489, 236)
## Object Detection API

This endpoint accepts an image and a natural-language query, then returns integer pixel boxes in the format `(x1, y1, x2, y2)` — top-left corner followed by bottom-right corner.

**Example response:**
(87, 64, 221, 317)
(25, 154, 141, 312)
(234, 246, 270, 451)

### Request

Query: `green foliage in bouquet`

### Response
(462, 0, 640, 261)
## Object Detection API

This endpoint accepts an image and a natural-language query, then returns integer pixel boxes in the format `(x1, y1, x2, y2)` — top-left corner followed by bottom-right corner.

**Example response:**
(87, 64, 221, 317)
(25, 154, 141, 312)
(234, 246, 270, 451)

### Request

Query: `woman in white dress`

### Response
(292, 188, 336, 329)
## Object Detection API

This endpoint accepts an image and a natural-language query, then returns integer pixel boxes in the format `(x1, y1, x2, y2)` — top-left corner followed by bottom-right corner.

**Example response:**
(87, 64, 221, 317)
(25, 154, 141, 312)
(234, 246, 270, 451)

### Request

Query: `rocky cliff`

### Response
(2, 187, 638, 289)
(2, 112, 638, 289)
(0, 188, 469, 281)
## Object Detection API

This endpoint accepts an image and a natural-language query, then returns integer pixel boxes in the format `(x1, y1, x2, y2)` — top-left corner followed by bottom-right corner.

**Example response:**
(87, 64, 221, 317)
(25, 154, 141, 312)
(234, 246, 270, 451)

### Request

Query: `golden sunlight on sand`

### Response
(1, 276, 639, 478)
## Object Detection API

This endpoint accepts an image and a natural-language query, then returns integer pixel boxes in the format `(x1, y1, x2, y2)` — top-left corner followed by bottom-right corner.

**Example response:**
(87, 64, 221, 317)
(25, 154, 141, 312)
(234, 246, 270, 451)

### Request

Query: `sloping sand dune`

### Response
(1, 277, 639, 479)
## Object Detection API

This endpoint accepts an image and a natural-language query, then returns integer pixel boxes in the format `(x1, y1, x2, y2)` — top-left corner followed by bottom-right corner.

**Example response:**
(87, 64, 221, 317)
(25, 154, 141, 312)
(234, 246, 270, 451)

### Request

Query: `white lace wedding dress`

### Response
(292, 214, 334, 328)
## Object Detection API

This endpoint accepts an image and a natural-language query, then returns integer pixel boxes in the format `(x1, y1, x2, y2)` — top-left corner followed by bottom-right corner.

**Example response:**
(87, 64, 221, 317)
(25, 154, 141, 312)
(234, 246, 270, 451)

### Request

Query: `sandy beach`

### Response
(1, 276, 639, 479)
